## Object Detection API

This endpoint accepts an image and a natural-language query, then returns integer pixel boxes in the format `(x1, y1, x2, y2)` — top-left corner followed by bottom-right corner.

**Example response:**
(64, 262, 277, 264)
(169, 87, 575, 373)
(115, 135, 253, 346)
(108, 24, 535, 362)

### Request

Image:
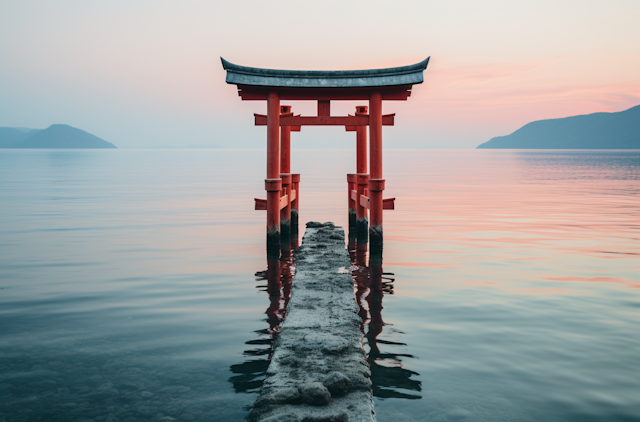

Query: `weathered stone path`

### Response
(248, 222, 375, 422)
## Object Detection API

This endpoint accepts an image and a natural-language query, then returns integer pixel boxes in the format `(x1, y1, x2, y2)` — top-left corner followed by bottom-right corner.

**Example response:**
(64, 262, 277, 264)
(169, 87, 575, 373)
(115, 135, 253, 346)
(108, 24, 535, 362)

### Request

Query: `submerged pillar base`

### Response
(266, 227, 281, 260)
(348, 209, 357, 234)
(280, 219, 291, 244)
(356, 217, 369, 245)
(291, 209, 299, 237)
(369, 225, 383, 265)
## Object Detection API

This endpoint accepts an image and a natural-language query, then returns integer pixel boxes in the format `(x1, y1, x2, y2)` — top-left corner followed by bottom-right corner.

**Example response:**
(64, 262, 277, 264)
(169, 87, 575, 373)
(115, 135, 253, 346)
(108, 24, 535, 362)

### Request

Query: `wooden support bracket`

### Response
(254, 195, 293, 211)
(360, 194, 370, 209)
(356, 193, 395, 210)
(383, 197, 395, 210)
(279, 194, 289, 210)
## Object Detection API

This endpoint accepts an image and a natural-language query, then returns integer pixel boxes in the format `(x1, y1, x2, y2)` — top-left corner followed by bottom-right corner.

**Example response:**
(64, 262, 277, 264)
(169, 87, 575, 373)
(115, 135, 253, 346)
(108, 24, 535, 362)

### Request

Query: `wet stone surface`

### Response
(248, 222, 375, 422)
(322, 372, 351, 397)
(299, 382, 331, 406)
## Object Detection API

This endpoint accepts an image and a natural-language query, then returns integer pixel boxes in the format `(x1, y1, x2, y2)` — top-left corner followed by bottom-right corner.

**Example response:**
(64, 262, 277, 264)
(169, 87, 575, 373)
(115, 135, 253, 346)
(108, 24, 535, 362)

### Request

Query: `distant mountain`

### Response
(2, 124, 116, 149)
(477, 104, 640, 149)
(14, 127, 42, 134)
(0, 128, 31, 148)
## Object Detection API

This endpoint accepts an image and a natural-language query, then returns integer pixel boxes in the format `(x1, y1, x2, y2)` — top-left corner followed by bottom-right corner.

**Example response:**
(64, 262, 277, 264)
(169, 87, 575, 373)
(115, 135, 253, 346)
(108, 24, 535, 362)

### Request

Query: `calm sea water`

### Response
(0, 149, 638, 422)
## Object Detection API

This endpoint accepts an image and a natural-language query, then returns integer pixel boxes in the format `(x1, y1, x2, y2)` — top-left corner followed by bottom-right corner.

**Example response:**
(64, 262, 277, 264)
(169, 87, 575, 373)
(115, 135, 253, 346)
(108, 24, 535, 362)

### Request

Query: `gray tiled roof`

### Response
(221, 57, 429, 88)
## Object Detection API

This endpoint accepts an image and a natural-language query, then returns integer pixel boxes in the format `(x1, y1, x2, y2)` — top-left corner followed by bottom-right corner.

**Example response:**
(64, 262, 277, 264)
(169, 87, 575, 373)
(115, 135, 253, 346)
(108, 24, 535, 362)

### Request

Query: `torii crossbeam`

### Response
(221, 57, 429, 257)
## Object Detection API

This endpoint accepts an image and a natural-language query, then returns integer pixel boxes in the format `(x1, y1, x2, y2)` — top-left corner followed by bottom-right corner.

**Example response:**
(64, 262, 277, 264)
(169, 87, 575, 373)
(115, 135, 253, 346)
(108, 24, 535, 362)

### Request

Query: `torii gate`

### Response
(221, 57, 429, 256)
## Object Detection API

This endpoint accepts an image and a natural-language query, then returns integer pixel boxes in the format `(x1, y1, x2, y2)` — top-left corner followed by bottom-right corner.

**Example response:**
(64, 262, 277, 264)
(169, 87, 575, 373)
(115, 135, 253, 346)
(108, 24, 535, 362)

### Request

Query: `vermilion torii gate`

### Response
(221, 57, 429, 255)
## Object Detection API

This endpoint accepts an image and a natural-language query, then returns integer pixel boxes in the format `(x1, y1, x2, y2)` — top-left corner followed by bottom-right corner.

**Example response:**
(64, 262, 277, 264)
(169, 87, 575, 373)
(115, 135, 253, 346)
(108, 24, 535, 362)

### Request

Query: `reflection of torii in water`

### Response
(229, 233, 421, 401)
(228, 244, 296, 394)
(350, 238, 422, 400)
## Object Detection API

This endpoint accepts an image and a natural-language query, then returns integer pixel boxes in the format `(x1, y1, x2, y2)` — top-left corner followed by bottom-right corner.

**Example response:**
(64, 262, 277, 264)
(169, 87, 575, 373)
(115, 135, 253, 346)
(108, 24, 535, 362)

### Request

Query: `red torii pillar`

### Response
(369, 91, 384, 250)
(347, 106, 370, 244)
(265, 91, 281, 254)
(251, 104, 303, 255)
(355, 106, 369, 244)
(279, 105, 301, 241)
(280, 106, 292, 241)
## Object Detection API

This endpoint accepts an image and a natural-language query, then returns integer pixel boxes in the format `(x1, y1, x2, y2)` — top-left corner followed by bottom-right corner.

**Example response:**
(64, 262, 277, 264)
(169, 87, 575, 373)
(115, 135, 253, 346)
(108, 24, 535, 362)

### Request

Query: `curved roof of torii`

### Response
(221, 57, 429, 89)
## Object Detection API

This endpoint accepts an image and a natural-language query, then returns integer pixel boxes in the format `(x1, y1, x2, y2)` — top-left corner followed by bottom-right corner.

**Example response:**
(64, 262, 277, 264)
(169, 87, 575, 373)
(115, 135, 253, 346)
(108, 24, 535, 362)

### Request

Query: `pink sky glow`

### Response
(1, 0, 639, 148)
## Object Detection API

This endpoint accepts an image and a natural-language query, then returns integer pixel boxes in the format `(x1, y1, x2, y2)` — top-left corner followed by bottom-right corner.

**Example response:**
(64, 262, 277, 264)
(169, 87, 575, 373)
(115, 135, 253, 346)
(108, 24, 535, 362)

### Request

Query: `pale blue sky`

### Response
(1, 0, 639, 148)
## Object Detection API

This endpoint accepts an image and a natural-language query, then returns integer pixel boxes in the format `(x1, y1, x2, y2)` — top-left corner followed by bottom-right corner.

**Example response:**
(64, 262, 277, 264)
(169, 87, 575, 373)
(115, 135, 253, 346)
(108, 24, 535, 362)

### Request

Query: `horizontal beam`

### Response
(238, 85, 413, 101)
(360, 195, 370, 209)
(255, 114, 394, 127)
(359, 194, 395, 210)
(286, 116, 367, 126)
(383, 197, 395, 210)
(255, 194, 293, 211)
(258, 191, 388, 211)
(279, 194, 288, 210)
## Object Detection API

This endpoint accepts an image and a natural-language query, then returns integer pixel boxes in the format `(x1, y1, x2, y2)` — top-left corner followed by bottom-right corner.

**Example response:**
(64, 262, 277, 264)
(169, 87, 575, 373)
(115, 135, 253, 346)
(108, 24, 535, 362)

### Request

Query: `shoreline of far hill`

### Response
(477, 104, 640, 149)
(0, 124, 116, 149)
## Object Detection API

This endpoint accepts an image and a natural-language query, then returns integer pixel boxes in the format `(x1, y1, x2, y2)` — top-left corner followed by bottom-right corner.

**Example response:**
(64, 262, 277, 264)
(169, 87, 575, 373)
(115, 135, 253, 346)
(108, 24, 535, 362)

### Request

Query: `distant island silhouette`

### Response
(477, 104, 639, 149)
(0, 124, 116, 149)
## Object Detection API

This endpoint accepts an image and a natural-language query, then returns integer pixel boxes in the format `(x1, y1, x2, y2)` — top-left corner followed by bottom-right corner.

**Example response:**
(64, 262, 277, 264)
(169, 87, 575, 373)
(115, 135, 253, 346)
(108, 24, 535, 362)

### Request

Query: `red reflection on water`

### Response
(348, 238, 422, 399)
(377, 150, 640, 295)
(262, 248, 296, 341)
(228, 238, 298, 394)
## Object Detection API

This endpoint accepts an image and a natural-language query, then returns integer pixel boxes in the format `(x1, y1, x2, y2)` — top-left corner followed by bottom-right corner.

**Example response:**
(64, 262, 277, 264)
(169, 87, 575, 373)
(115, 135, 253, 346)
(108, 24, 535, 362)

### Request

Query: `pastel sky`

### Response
(1, 0, 639, 148)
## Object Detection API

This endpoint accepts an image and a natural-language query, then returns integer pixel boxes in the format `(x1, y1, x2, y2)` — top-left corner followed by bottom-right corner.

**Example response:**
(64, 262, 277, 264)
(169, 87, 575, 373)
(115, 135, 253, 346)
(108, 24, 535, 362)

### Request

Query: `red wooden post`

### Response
(266, 91, 281, 255)
(356, 106, 368, 175)
(369, 91, 384, 249)
(355, 106, 369, 243)
(356, 174, 369, 242)
(318, 100, 330, 116)
(280, 174, 292, 236)
(291, 173, 300, 238)
(347, 173, 357, 232)
(280, 105, 292, 241)
(281, 110, 291, 174)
